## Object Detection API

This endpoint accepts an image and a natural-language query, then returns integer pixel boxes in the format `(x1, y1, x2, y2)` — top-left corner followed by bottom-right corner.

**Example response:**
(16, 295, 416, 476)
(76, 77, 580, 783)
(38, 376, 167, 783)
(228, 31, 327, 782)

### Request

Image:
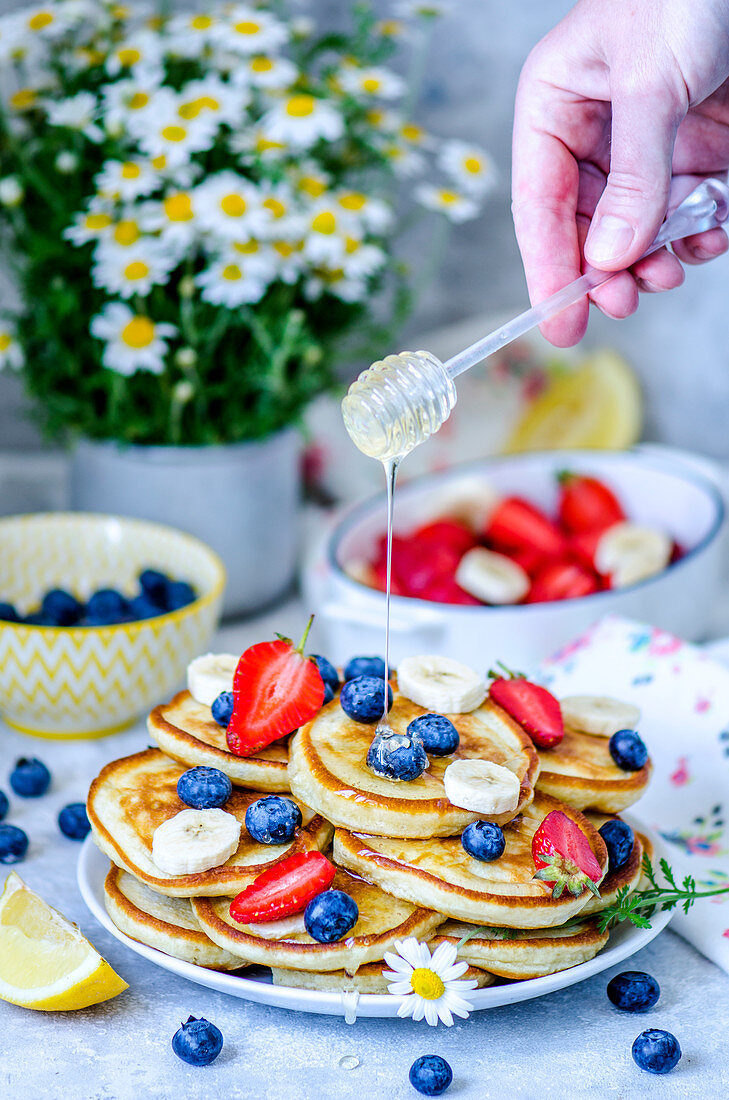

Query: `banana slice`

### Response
(151, 808, 241, 876)
(595, 522, 671, 588)
(455, 547, 530, 605)
(186, 653, 239, 706)
(561, 695, 641, 738)
(235, 914, 307, 940)
(419, 475, 501, 531)
(443, 759, 520, 815)
(398, 655, 486, 713)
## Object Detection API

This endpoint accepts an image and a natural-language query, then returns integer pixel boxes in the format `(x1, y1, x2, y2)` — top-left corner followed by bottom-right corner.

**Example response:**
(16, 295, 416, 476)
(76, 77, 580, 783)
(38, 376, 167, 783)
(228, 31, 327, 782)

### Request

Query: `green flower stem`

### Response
(598, 854, 729, 932)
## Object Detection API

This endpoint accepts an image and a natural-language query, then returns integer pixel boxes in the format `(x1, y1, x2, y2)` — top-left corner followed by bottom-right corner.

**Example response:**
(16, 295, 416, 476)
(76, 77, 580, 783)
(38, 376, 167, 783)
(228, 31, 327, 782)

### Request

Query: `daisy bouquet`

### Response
(0, 0, 494, 445)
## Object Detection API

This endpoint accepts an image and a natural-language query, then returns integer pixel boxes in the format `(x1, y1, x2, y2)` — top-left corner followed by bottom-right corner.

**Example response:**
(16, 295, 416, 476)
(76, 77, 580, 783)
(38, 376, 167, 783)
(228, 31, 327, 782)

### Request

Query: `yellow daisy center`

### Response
(366, 109, 384, 126)
(114, 220, 140, 246)
(286, 94, 315, 118)
(234, 20, 260, 35)
(121, 317, 155, 348)
(339, 192, 366, 211)
(220, 193, 247, 218)
(152, 155, 167, 171)
(164, 194, 193, 222)
(274, 241, 294, 257)
(161, 125, 187, 143)
(28, 11, 53, 30)
(85, 213, 113, 232)
(0, 333, 12, 351)
(10, 89, 37, 110)
(439, 190, 459, 204)
(112, 4, 129, 18)
(255, 136, 285, 153)
(299, 176, 327, 198)
(410, 968, 445, 1001)
(401, 123, 423, 142)
(121, 163, 141, 180)
(379, 19, 402, 35)
(124, 261, 150, 281)
(251, 56, 273, 73)
(311, 211, 336, 235)
(344, 237, 360, 254)
(117, 48, 142, 67)
(464, 156, 482, 174)
(222, 264, 242, 281)
(128, 91, 149, 110)
(361, 77, 381, 94)
(263, 198, 286, 219)
(233, 240, 259, 254)
(178, 100, 202, 120)
(191, 15, 213, 30)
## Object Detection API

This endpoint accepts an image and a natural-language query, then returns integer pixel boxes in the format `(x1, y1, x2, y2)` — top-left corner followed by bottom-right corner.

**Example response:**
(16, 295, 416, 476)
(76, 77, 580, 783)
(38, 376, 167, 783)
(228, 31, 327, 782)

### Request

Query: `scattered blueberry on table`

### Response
(211, 691, 234, 728)
(0, 790, 8, 822)
(631, 1028, 681, 1074)
(304, 889, 359, 943)
(10, 757, 51, 798)
(0, 823, 29, 864)
(409, 1054, 453, 1096)
(407, 714, 460, 756)
(344, 655, 386, 682)
(461, 821, 506, 862)
(177, 767, 233, 810)
(607, 971, 660, 1012)
(609, 729, 648, 771)
(171, 1016, 223, 1067)
(245, 795, 302, 844)
(367, 731, 427, 781)
(58, 803, 91, 841)
(340, 676, 393, 723)
(599, 819, 635, 872)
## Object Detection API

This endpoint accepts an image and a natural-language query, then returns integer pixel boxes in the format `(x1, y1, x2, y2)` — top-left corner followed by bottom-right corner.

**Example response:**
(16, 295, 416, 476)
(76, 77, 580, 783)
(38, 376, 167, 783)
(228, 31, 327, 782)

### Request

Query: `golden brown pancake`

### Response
(88, 748, 332, 898)
(535, 727, 652, 813)
(333, 792, 608, 928)
(270, 961, 493, 993)
(148, 691, 290, 792)
(288, 681, 540, 839)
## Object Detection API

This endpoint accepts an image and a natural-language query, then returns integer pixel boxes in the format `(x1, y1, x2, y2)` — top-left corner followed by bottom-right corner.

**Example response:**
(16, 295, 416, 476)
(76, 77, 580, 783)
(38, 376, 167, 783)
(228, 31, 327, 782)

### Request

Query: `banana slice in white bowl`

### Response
(456, 547, 530, 605)
(595, 522, 672, 588)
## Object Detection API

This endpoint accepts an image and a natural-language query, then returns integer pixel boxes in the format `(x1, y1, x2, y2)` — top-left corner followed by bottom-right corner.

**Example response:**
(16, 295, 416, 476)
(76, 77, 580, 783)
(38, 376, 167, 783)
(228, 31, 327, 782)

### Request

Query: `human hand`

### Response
(512, 0, 729, 346)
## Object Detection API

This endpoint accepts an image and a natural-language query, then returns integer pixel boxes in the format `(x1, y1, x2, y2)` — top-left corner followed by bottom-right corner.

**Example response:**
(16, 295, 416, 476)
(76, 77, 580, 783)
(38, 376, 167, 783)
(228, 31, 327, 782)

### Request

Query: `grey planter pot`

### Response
(70, 431, 301, 617)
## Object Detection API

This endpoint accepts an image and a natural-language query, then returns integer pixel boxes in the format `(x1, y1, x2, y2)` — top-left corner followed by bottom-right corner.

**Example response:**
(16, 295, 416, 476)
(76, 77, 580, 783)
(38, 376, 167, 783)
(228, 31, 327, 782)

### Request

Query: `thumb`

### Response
(584, 88, 682, 270)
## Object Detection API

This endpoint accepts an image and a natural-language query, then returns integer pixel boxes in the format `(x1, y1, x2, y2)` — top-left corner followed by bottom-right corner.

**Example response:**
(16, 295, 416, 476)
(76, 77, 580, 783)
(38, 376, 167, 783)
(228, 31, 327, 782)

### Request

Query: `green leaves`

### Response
(597, 854, 729, 933)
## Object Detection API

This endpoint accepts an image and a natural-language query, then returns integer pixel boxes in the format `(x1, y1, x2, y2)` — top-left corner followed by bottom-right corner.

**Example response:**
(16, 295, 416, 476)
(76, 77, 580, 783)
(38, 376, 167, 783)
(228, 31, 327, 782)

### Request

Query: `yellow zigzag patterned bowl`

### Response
(0, 513, 225, 739)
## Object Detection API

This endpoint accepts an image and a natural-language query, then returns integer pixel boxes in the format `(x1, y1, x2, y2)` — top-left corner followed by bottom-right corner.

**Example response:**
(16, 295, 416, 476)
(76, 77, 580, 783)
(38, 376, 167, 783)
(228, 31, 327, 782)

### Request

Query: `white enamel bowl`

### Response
(307, 448, 726, 670)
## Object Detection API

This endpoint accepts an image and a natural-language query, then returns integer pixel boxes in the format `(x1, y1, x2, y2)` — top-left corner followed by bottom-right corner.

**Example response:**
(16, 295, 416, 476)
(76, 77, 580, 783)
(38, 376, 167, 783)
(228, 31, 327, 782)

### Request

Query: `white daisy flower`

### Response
(92, 240, 174, 299)
(164, 11, 218, 58)
(7, 87, 43, 113)
(224, 238, 277, 279)
(231, 127, 289, 163)
(64, 206, 115, 247)
(381, 141, 426, 177)
(216, 5, 288, 55)
(101, 78, 166, 133)
(340, 236, 387, 279)
(333, 191, 393, 234)
(194, 171, 267, 239)
(234, 52, 298, 90)
(46, 91, 103, 142)
(399, 120, 431, 148)
(139, 191, 198, 254)
(364, 106, 401, 134)
(439, 140, 496, 197)
(55, 151, 79, 174)
(0, 325, 24, 372)
(383, 938, 477, 1027)
(135, 112, 217, 168)
(17, 6, 77, 37)
(415, 183, 480, 222)
(256, 183, 302, 239)
(91, 303, 177, 376)
(376, 18, 408, 39)
(196, 256, 268, 307)
(261, 93, 344, 150)
(95, 158, 160, 201)
(106, 30, 163, 82)
(269, 238, 304, 284)
(339, 66, 407, 101)
(176, 77, 249, 129)
(94, 216, 146, 254)
(293, 166, 332, 200)
(302, 203, 354, 265)
(0, 177, 24, 207)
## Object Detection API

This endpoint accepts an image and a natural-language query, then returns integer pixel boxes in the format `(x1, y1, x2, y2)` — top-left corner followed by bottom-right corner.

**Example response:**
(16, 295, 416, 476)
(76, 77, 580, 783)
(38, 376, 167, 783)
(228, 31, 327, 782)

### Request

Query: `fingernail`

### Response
(586, 215, 634, 265)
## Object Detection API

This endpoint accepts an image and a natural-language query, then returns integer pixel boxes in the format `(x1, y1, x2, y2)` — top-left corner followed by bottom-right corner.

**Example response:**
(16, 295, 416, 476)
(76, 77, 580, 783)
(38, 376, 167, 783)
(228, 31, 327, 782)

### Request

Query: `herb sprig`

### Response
(598, 853, 729, 933)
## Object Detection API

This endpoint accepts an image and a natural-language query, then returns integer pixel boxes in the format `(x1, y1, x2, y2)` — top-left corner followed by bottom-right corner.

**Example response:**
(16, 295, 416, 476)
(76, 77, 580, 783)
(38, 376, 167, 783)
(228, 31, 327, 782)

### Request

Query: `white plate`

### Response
(77, 817, 673, 1021)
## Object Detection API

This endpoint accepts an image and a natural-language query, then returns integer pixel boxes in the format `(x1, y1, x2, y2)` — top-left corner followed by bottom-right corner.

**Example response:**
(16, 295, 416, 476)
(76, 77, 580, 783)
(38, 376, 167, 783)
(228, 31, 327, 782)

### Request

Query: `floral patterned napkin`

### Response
(537, 615, 729, 974)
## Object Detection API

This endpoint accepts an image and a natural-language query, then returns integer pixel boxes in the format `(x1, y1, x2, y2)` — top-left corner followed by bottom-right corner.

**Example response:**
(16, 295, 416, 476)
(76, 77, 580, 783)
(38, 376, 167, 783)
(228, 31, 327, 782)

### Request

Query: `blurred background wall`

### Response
(1, 0, 728, 454)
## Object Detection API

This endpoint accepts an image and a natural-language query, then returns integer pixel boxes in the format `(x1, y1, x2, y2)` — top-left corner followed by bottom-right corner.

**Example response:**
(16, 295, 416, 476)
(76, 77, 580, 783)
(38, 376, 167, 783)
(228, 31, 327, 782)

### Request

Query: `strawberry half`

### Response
(226, 615, 325, 758)
(488, 663, 564, 749)
(485, 497, 566, 560)
(557, 472, 625, 534)
(526, 559, 599, 603)
(532, 810, 603, 899)
(229, 851, 335, 924)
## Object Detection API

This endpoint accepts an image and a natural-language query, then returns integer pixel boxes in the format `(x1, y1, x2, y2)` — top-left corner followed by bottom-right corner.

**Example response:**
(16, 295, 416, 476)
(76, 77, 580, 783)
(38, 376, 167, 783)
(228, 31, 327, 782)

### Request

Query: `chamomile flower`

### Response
(46, 92, 103, 142)
(0, 177, 24, 207)
(231, 127, 289, 164)
(261, 94, 344, 151)
(95, 158, 159, 201)
(292, 166, 331, 201)
(303, 204, 353, 265)
(225, 238, 277, 279)
(176, 77, 249, 129)
(196, 256, 269, 307)
(17, 6, 75, 38)
(92, 239, 173, 299)
(269, 238, 304, 284)
(91, 302, 177, 376)
(256, 183, 301, 238)
(216, 5, 288, 55)
(338, 65, 406, 100)
(399, 120, 431, 148)
(7, 87, 42, 113)
(164, 11, 219, 58)
(340, 236, 387, 279)
(0, 326, 24, 372)
(415, 183, 479, 222)
(135, 112, 217, 169)
(234, 53, 298, 90)
(139, 192, 199, 254)
(381, 141, 426, 177)
(106, 30, 163, 82)
(334, 191, 393, 234)
(439, 140, 496, 197)
(101, 78, 165, 133)
(64, 206, 115, 247)
(194, 171, 267, 239)
(383, 938, 476, 1027)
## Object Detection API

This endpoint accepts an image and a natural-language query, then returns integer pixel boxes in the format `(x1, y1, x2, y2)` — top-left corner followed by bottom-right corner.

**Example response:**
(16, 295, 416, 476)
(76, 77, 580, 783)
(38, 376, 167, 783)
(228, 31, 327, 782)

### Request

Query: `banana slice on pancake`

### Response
(289, 679, 539, 839)
(430, 918, 609, 980)
(103, 863, 243, 970)
(88, 749, 332, 897)
(148, 691, 290, 792)
(333, 792, 608, 929)
(534, 726, 651, 813)
(270, 961, 494, 993)
(191, 868, 444, 972)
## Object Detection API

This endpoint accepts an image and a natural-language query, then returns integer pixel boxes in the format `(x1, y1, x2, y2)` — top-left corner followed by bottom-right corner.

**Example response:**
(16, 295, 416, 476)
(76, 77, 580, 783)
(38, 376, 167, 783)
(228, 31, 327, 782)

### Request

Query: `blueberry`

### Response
(609, 728, 648, 771)
(312, 654, 340, 693)
(0, 824, 28, 863)
(631, 1028, 681, 1075)
(409, 1054, 453, 1096)
(128, 594, 162, 621)
(41, 588, 83, 626)
(304, 889, 359, 943)
(177, 767, 233, 810)
(86, 588, 129, 623)
(245, 795, 302, 844)
(407, 714, 459, 756)
(0, 601, 20, 623)
(58, 802, 91, 840)
(211, 691, 234, 727)
(166, 580, 196, 611)
(599, 819, 635, 872)
(461, 821, 505, 862)
(322, 682, 335, 705)
(608, 971, 660, 1012)
(24, 610, 55, 626)
(340, 676, 393, 723)
(171, 1016, 223, 1067)
(367, 731, 427, 781)
(0, 790, 8, 821)
(344, 655, 386, 682)
(139, 568, 169, 606)
(10, 757, 51, 798)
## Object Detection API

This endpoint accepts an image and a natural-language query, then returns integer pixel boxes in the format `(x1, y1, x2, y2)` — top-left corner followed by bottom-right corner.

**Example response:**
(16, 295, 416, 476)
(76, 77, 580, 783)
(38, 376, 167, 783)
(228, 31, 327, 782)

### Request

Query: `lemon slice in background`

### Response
(502, 349, 642, 453)
(0, 872, 128, 1010)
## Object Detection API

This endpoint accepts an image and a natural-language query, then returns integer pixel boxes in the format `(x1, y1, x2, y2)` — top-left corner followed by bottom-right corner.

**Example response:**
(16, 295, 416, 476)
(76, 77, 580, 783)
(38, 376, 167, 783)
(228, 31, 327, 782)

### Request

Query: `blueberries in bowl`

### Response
(344, 655, 386, 682)
(0, 601, 20, 623)
(41, 589, 83, 626)
(407, 714, 459, 756)
(367, 731, 427, 781)
(86, 588, 129, 624)
(246, 795, 302, 844)
(10, 757, 51, 798)
(340, 676, 393, 723)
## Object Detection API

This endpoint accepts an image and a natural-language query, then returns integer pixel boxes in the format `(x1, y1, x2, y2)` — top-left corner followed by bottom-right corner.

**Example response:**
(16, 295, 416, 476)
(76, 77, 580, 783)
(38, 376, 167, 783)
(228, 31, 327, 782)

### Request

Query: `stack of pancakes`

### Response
(88, 677, 652, 994)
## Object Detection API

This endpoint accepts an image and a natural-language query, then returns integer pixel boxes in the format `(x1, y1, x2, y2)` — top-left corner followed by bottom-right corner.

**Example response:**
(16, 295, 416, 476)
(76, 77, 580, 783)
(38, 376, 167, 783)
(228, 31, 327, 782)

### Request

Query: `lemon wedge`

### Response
(0, 871, 128, 1010)
(503, 348, 642, 453)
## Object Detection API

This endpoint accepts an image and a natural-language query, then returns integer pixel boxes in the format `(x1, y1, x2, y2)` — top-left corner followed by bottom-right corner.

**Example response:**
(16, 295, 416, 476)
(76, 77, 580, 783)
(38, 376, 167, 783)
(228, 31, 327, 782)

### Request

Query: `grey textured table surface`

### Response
(3, 608, 729, 1100)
